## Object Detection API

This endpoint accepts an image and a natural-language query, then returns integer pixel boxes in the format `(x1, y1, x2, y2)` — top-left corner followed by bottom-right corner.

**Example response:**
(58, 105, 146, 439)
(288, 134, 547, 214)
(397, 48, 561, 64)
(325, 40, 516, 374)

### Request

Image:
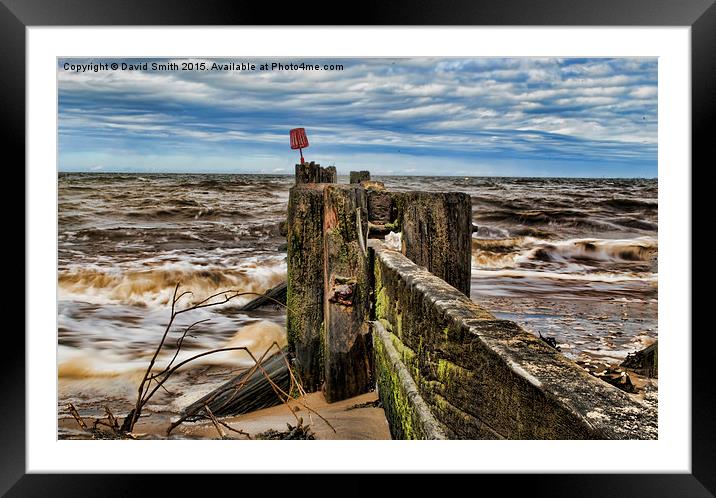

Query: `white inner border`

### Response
(27, 27, 691, 473)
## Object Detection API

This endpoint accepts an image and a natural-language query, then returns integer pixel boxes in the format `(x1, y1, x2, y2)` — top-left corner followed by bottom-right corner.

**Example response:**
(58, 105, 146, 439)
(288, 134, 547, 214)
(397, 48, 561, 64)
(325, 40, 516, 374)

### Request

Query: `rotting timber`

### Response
(287, 183, 329, 392)
(186, 166, 657, 440)
(285, 168, 471, 403)
(322, 184, 374, 401)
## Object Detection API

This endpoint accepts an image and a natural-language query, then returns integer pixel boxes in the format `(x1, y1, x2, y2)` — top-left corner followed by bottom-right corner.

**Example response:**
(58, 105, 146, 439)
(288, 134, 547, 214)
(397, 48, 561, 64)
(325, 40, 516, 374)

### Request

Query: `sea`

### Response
(57, 173, 657, 435)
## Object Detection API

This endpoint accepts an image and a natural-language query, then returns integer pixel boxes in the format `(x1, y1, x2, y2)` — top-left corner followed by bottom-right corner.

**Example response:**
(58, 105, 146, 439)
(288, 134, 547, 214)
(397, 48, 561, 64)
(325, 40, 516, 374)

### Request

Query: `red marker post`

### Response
(290, 128, 310, 165)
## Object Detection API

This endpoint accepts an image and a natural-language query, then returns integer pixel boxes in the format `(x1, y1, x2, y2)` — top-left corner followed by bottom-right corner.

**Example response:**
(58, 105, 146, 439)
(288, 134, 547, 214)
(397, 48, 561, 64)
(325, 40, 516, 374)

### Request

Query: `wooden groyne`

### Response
(371, 241, 656, 439)
(284, 166, 657, 439)
(202, 165, 657, 440)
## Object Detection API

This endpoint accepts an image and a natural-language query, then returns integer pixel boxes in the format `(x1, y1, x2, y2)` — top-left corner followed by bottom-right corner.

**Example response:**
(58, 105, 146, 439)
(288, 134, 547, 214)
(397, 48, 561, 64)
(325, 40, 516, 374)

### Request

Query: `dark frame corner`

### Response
(5, 0, 713, 495)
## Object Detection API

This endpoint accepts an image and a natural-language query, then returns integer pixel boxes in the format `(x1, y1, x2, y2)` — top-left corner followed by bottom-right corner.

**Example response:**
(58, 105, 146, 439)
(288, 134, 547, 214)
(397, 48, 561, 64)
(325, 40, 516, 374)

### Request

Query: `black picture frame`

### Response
(4, 0, 713, 495)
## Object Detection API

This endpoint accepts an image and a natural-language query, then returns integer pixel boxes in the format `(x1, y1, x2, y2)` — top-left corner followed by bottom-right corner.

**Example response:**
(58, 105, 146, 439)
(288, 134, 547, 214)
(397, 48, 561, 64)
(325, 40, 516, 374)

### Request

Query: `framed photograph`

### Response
(7, 0, 713, 494)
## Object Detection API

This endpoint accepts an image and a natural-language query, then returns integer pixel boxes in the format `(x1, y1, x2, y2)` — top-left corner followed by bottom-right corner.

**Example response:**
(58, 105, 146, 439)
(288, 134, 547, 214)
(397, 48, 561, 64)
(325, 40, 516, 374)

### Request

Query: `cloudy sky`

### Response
(58, 57, 657, 177)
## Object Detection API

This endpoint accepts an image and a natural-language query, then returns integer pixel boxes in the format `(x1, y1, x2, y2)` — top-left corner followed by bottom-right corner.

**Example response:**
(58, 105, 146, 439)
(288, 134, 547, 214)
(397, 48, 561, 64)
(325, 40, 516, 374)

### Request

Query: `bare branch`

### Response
(67, 403, 87, 430)
(217, 419, 252, 439)
(204, 404, 226, 439)
(147, 318, 211, 382)
(122, 284, 311, 437)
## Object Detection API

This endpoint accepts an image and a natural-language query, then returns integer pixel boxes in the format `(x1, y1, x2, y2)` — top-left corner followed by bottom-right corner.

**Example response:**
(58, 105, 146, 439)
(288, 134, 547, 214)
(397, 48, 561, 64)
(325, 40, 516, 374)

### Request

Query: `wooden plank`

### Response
(286, 184, 327, 391)
(237, 281, 287, 311)
(399, 192, 472, 296)
(181, 352, 290, 419)
(322, 185, 374, 402)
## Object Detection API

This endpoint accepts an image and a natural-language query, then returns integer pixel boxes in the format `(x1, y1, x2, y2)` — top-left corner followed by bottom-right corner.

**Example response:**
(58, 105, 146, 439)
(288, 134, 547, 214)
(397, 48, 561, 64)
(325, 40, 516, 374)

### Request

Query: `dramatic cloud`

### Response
(58, 57, 657, 177)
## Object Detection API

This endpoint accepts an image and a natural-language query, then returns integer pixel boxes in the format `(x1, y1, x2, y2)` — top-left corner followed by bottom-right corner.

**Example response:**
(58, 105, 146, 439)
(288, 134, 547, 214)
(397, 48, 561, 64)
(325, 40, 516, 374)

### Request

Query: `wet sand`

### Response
(180, 391, 390, 440)
(474, 295, 657, 364)
(59, 391, 391, 440)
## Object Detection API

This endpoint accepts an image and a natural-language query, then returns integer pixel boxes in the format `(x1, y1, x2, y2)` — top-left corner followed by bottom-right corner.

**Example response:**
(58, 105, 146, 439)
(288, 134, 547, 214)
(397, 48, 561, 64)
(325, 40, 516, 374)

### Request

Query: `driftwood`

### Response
(120, 284, 289, 434)
(538, 331, 561, 351)
(256, 419, 315, 440)
(576, 359, 637, 394)
(181, 351, 291, 420)
(621, 341, 658, 378)
(169, 341, 336, 436)
(237, 282, 287, 311)
(347, 399, 382, 410)
(66, 403, 132, 440)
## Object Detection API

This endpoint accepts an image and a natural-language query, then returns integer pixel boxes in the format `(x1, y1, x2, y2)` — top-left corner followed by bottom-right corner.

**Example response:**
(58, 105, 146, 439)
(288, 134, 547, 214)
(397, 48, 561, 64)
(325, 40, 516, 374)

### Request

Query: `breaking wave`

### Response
(472, 236, 657, 269)
(58, 258, 286, 308)
(58, 320, 288, 379)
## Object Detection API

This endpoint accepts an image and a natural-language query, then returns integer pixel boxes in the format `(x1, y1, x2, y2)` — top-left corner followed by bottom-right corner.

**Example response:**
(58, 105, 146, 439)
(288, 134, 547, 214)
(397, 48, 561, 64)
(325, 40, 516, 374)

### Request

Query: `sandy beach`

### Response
(59, 391, 391, 440)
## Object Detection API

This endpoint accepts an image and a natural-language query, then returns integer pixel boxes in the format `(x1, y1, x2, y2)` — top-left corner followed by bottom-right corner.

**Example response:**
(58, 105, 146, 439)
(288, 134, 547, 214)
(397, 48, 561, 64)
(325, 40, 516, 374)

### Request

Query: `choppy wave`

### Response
(600, 197, 658, 210)
(538, 237, 656, 262)
(58, 257, 286, 307)
(471, 268, 657, 283)
(58, 346, 132, 379)
(202, 320, 288, 367)
(472, 236, 657, 269)
(58, 320, 287, 379)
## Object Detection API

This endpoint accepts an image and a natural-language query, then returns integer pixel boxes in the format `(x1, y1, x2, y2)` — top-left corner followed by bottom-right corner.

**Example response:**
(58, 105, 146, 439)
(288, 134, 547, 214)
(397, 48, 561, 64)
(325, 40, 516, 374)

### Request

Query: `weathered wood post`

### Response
(286, 185, 326, 391)
(364, 181, 397, 238)
(295, 161, 337, 184)
(399, 192, 472, 296)
(322, 184, 374, 402)
(288, 164, 470, 400)
(286, 164, 336, 392)
(349, 170, 371, 184)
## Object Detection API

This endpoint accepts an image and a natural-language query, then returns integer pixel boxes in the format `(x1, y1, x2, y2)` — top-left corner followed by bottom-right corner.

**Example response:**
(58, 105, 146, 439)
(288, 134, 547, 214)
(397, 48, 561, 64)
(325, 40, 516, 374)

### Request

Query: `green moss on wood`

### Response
(390, 333, 416, 368)
(323, 185, 374, 402)
(374, 332, 422, 439)
(374, 278, 388, 320)
(286, 187, 326, 392)
(436, 358, 470, 386)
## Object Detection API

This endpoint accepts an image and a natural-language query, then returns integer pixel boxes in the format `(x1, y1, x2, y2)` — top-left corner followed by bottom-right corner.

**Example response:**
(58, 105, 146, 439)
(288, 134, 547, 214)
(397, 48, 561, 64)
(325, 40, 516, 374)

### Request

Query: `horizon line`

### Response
(57, 170, 658, 180)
